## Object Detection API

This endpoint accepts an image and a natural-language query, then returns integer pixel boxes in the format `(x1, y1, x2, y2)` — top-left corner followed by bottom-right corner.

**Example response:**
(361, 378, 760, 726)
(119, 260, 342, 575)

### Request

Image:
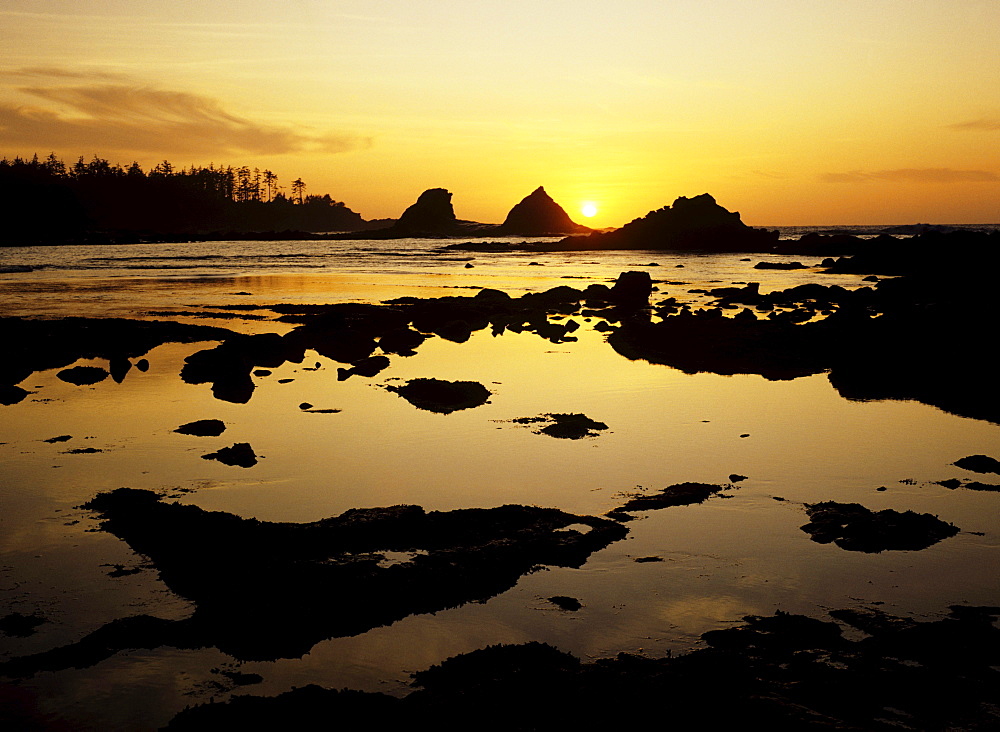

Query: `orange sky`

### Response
(2, 1, 998, 226)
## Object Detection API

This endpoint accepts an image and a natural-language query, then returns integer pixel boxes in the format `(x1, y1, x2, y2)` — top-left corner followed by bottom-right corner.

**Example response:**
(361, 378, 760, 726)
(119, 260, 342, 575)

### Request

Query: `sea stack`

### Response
(391, 188, 459, 235)
(497, 186, 591, 236)
(554, 193, 779, 252)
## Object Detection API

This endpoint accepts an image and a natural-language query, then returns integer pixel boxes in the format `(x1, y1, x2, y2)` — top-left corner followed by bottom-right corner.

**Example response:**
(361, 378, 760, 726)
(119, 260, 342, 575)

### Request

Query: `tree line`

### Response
(0, 154, 370, 244)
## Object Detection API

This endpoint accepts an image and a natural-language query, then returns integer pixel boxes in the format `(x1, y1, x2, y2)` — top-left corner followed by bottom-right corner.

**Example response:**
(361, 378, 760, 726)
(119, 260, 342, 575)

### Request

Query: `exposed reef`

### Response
(954, 455, 1000, 474)
(0, 317, 236, 402)
(0, 612, 48, 638)
(202, 443, 258, 468)
(0, 488, 627, 673)
(607, 232, 1000, 422)
(800, 501, 959, 552)
(174, 419, 227, 437)
(385, 378, 492, 414)
(164, 605, 1000, 731)
(512, 413, 608, 439)
(606, 482, 729, 521)
(56, 365, 110, 385)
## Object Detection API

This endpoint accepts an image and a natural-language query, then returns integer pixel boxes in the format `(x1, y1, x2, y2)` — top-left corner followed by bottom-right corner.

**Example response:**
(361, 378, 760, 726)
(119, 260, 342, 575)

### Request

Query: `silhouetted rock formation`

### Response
(164, 606, 1000, 731)
(334, 188, 492, 239)
(0, 317, 236, 402)
(386, 378, 491, 413)
(174, 419, 227, 437)
(800, 501, 959, 552)
(546, 194, 779, 252)
(0, 488, 627, 672)
(201, 442, 258, 468)
(511, 413, 608, 439)
(392, 188, 460, 235)
(496, 186, 591, 236)
(605, 482, 732, 521)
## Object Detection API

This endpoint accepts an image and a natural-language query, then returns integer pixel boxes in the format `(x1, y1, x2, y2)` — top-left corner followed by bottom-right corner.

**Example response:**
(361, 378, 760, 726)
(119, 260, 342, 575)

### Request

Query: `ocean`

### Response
(1, 232, 999, 728)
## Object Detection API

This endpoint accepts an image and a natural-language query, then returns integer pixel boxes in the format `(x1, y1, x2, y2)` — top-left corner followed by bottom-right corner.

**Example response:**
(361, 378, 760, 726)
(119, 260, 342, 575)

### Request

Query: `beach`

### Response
(2, 237, 1000, 729)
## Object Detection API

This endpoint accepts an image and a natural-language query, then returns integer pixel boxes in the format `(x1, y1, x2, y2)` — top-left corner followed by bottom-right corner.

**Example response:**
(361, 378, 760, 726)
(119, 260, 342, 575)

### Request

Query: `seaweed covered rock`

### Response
(386, 378, 491, 414)
(56, 365, 110, 385)
(606, 482, 728, 520)
(164, 606, 1000, 731)
(954, 455, 1000, 474)
(513, 413, 608, 439)
(174, 419, 226, 437)
(0, 316, 235, 389)
(801, 501, 959, 552)
(0, 488, 626, 674)
(202, 442, 258, 468)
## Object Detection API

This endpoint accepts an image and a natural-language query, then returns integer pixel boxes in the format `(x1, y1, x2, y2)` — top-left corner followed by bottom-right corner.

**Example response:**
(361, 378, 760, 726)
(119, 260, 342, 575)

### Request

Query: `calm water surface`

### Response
(1, 238, 998, 729)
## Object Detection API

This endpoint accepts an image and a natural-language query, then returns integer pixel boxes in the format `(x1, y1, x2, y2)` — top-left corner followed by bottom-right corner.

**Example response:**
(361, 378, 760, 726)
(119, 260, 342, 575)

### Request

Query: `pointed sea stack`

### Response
(497, 186, 592, 236)
(552, 193, 778, 252)
(391, 188, 460, 236)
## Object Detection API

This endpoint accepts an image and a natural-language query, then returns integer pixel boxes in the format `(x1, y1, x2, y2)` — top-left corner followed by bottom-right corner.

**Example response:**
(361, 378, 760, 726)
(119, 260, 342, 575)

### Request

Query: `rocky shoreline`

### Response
(2, 224, 999, 729)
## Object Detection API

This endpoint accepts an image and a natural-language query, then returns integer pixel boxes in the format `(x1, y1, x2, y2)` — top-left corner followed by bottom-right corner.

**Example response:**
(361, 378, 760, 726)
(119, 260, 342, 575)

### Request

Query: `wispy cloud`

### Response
(0, 68, 372, 157)
(8, 66, 131, 82)
(947, 117, 1000, 132)
(822, 168, 1000, 184)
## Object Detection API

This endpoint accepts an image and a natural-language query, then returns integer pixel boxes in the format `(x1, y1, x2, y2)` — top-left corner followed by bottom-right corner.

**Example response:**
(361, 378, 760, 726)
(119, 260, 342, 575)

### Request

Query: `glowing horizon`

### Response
(1, 1, 998, 227)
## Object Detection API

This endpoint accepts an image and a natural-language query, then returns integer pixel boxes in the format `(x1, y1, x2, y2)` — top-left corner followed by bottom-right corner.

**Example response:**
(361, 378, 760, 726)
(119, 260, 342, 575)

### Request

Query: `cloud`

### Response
(948, 118, 1000, 132)
(0, 72, 372, 157)
(822, 168, 1000, 184)
(6, 66, 131, 82)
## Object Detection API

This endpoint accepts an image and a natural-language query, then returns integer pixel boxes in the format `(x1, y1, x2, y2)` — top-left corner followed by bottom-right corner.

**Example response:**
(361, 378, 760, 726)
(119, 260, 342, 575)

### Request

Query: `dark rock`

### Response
(337, 355, 391, 380)
(392, 188, 459, 235)
(63, 447, 103, 454)
(526, 413, 608, 440)
(108, 357, 132, 383)
(728, 474, 748, 482)
(162, 605, 1000, 731)
(608, 483, 727, 519)
(754, 261, 806, 270)
(0, 612, 47, 637)
(634, 556, 663, 563)
(961, 481, 1000, 492)
(56, 365, 109, 385)
(386, 378, 491, 414)
(0, 317, 233, 390)
(954, 455, 1000, 474)
(548, 596, 582, 611)
(202, 443, 258, 468)
(548, 194, 779, 252)
(800, 501, 959, 552)
(174, 419, 226, 437)
(497, 186, 591, 236)
(0, 384, 29, 405)
(43, 435, 73, 443)
(609, 271, 653, 306)
(0, 489, 627, 675)
(378, 327, 426, 355)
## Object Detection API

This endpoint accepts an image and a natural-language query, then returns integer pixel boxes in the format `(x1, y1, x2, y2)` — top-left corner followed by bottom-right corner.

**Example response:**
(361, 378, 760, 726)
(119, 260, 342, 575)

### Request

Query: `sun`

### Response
(581, 202, 598, 218)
